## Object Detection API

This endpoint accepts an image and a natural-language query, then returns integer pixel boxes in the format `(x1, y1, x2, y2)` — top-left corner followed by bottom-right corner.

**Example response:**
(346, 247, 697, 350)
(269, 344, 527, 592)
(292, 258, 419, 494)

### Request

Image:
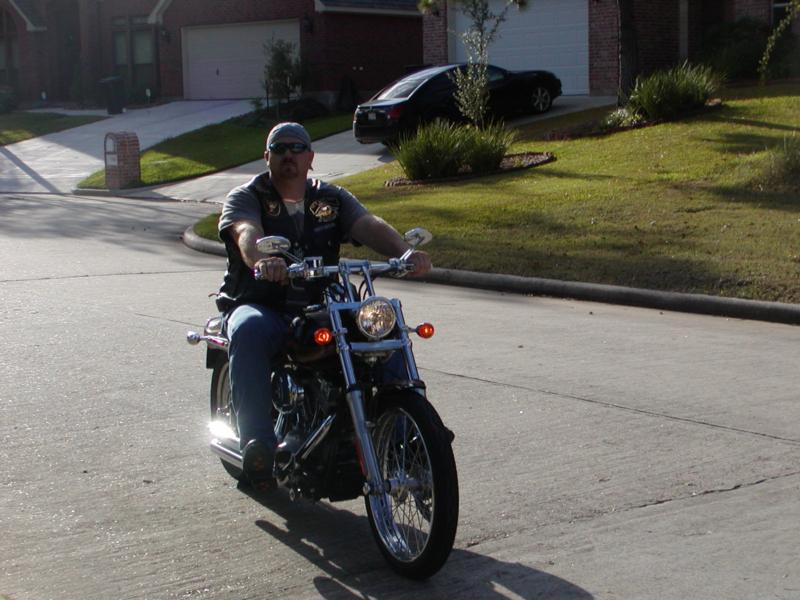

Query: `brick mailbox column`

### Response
(104, 132, 141, 190)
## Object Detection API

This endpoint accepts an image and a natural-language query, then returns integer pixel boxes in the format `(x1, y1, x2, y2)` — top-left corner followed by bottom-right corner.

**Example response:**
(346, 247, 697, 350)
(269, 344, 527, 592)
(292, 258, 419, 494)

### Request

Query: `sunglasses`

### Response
(268, 142, 310, 155)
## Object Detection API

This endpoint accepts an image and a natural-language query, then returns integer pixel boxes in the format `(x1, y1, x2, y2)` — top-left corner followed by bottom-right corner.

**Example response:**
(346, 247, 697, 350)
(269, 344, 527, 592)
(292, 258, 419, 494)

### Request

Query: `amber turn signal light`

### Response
(415, 323, 435, 339)
(314, 328, 334, 345)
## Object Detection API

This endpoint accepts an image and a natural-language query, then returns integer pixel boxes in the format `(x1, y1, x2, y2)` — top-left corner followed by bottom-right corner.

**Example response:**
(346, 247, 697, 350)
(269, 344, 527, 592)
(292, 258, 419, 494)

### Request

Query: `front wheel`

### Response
(531, 86, 552, 113)
(365, 392, 459, 579)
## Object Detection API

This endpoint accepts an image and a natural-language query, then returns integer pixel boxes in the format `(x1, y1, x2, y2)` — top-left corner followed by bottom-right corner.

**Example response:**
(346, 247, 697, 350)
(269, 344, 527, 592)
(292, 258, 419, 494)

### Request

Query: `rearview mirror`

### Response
(403, 227, 433, 248)
(256, 236, 292, 255)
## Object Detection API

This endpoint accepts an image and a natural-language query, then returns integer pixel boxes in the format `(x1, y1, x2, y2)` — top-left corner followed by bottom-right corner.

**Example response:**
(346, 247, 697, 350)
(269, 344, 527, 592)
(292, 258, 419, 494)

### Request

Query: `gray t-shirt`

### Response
(219, 172, 368, 239)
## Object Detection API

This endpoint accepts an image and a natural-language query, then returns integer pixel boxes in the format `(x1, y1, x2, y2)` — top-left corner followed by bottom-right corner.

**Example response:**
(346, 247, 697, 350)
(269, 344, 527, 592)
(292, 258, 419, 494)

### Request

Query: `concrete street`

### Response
(1, 193, 799, 599)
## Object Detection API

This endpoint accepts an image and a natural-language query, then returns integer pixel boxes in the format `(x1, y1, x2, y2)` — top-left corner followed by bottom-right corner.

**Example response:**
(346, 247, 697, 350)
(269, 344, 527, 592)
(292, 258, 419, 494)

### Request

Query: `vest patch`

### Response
(265, 199, 281, 217)
(309, 200, 337, 222)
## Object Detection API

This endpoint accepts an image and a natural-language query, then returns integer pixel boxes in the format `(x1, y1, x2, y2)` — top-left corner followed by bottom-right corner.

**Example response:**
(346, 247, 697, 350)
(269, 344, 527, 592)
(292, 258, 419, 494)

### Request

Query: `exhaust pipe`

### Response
(210, 438, 243, 469)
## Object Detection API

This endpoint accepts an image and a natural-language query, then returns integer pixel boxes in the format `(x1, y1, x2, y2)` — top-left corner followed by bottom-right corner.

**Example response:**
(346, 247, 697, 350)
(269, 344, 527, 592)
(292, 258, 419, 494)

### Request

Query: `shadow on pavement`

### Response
(0, 146, 61, 194)
(244, 488, 592, 599)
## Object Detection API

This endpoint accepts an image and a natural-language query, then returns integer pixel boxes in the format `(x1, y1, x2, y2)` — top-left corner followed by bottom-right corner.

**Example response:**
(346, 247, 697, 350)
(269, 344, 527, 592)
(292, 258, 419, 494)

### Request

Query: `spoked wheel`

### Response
(531, 86, 552, 113)
(365, 391, 458, 579)
(210, 359, 244, 480)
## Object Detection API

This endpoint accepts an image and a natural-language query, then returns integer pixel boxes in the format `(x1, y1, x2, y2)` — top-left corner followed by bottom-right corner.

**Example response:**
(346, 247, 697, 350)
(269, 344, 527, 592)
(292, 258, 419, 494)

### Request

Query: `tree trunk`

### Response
(618, 0, 639, 103)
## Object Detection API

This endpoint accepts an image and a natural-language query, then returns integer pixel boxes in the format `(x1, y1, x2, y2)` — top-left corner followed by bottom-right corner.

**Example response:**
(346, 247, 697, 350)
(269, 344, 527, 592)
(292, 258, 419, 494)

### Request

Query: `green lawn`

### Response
(196, 84, 800, 304)
(0, 111, 106, 145)
(78, 112, 353, 189)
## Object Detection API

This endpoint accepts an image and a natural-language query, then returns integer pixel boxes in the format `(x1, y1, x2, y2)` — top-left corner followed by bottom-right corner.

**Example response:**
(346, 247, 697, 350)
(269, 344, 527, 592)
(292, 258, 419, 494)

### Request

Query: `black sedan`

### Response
(353, 63, 562, 144)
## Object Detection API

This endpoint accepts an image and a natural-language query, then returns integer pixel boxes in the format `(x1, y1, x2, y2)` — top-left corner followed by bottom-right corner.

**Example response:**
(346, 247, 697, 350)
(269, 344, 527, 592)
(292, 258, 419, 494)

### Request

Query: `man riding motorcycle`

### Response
(216, 122, 431, 492)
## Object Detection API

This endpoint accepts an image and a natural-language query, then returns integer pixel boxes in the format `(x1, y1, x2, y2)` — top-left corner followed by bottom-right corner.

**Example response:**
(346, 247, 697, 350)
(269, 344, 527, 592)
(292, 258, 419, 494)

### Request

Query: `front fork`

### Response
(346, 389, 386, 495)
(330, 300, 421, 496)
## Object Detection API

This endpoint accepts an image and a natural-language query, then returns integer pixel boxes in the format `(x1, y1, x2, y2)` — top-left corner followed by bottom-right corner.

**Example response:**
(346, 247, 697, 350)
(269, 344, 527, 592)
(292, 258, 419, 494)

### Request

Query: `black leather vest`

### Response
(217, 175, 344, 313)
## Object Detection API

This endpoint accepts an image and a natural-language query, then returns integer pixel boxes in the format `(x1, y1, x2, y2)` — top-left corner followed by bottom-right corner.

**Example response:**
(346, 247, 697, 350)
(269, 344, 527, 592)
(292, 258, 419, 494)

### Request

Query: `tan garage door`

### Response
(182, 20, 300, 100)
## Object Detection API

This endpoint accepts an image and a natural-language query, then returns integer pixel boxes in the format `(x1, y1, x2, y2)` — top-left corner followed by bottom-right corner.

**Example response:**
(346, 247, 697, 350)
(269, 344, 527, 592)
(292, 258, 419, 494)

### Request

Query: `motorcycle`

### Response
(187, 228, 459, 579)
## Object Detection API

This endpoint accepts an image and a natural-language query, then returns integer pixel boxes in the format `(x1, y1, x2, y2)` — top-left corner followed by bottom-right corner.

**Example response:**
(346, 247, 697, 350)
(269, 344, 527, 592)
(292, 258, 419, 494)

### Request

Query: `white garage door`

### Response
(451, 0, 588, 95)
(182, 20, 300, 99)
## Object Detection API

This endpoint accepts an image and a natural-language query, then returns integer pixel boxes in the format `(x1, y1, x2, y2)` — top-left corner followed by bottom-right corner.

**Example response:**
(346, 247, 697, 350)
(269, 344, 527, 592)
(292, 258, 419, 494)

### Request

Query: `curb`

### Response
(182, 226, 800, 327)
(183, 226, 227, 257)
(71, 186, 186, 202)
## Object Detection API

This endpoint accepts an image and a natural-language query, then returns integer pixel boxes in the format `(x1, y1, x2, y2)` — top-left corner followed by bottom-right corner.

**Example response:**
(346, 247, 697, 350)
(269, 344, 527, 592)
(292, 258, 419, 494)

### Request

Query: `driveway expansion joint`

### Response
(427, 368, 800, 446)
(628, 470, 800, 512)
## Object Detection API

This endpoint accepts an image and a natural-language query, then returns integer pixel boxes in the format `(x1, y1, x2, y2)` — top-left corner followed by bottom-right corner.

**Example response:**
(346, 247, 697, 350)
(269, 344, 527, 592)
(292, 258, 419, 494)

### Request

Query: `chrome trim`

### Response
(391, 298, 421, 382)
(210, 438, 243, 469)
(298, 413, 337, 460)
(350, 339, 405, 353)
(205, 316, 224, 336)
(186, 331, 229, 350)
(346, 389, 384, 495)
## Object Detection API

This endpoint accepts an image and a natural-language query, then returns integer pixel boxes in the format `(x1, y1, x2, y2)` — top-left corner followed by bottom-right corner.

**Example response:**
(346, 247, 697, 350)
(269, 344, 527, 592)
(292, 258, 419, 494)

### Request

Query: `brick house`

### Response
(1, 0, 422, 106)
(423, 0, 799, 95)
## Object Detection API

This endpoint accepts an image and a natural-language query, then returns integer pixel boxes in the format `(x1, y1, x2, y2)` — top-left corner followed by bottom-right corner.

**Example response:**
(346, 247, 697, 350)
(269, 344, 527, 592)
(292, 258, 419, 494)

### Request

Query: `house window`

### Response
(773, 1, 792, 26)
(112, 16, 156, 97)
(0, 9, 19, 87)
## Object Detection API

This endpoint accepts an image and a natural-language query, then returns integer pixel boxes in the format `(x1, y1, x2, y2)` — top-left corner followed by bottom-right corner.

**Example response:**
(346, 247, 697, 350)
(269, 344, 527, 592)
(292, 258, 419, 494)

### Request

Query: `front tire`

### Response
(531, 86, 552, 113)
(210, 359, 244, 481)
(365, 392, 459, 579)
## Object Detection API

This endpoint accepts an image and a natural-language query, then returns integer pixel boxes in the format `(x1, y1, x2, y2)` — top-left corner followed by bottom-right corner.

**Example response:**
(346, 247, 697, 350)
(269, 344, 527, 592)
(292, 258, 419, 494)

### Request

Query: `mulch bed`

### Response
(384, 151, 556, 187)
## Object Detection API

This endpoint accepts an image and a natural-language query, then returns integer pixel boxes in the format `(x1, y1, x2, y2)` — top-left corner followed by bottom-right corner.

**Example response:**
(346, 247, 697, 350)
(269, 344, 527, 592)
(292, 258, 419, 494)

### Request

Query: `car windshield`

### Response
(375, 67, 449, 100)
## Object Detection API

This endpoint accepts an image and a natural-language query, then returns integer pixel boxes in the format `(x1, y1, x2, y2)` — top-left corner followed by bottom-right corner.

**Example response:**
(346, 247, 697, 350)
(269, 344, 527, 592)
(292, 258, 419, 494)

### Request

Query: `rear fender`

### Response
(206, 347, 226, 370)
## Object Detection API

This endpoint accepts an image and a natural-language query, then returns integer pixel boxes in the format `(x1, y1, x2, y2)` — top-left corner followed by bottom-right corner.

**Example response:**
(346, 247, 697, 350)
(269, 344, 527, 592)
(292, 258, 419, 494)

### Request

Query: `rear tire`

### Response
(210, 359, 244, 481)
(364, 391, 459, 579)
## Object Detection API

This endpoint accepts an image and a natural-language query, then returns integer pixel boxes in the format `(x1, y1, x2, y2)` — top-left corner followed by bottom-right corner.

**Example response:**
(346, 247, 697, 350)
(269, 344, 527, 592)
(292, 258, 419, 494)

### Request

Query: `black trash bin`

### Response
(99, 76, 125, 115)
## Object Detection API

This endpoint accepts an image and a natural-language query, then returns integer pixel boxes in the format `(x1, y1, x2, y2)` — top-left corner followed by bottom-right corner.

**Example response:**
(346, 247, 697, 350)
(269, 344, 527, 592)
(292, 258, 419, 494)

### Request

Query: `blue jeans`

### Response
(226, 304, 289, 451)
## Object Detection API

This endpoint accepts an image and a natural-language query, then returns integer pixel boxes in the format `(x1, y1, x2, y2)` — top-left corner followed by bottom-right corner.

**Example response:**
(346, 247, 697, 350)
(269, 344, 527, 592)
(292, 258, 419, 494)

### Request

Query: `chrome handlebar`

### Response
(254, 257, 414, 281)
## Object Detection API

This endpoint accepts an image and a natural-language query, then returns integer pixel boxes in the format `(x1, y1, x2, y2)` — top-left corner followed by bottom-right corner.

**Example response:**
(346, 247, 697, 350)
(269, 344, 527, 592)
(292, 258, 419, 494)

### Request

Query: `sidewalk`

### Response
(119, 128, 395, 203)
(0, 100, 253, 195)
(1, 95, 616, 201)
(119, 94, 618, 203)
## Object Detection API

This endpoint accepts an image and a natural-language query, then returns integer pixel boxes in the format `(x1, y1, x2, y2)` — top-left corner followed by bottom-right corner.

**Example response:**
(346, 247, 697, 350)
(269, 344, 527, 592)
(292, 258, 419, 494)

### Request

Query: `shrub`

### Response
(393, 119, 466, 180)
(393, 120, 516, 180)
(244, 96, 328, 128)
(600, 107, 644, 131)
(761, 134, 800, 190)
(702, 18, 798, 80)
(288, 97, 328, 122)
(462, 122, 516, 175)
(627, 62, 720, 121)
(0, 86, 17, 114)
(263, 37, 305, 118)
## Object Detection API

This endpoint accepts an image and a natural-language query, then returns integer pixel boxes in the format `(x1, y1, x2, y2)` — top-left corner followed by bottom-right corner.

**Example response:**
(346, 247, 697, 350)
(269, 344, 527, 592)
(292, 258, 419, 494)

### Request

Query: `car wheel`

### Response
(531, 87, 552, 113)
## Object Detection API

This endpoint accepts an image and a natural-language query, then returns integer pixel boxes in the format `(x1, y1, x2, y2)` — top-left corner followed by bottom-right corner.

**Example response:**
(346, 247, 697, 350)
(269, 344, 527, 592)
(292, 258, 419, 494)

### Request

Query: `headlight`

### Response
(356, 297, 397, 340)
